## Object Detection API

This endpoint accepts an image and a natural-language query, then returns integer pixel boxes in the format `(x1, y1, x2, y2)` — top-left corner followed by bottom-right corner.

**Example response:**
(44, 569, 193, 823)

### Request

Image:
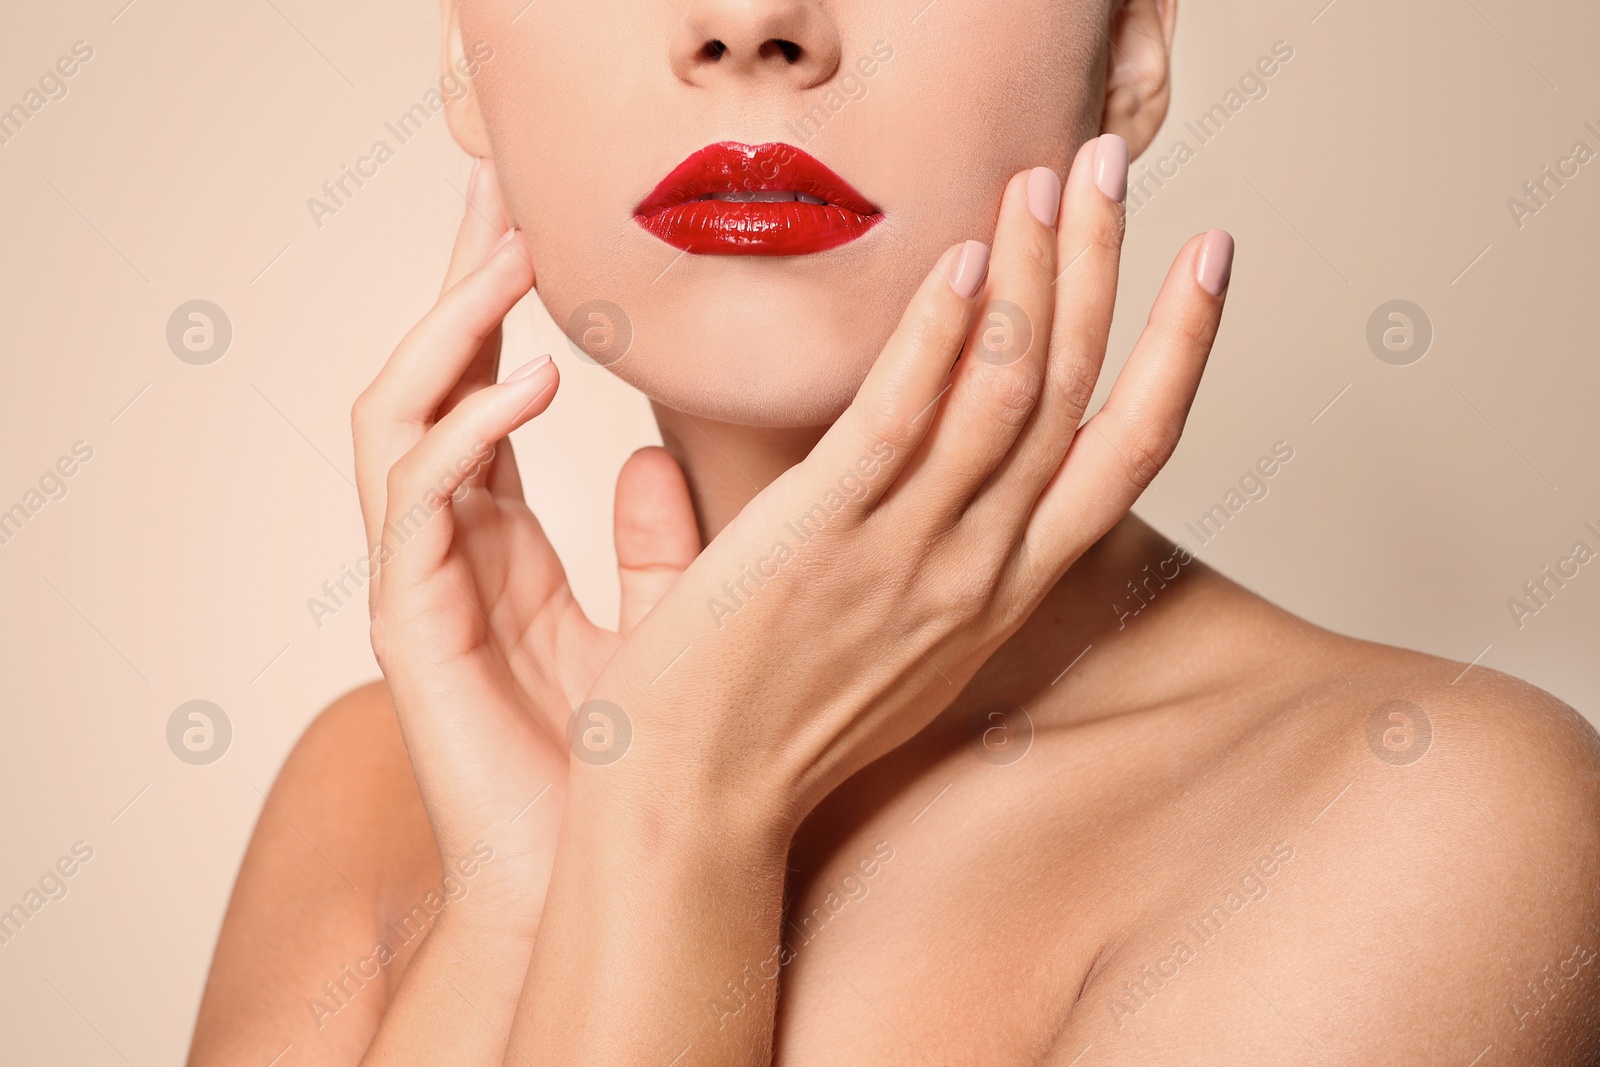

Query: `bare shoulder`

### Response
(188, 681, 439, 1066)
(1094, 611, 1600, 1064)
(1302, 641, 1600, 1058)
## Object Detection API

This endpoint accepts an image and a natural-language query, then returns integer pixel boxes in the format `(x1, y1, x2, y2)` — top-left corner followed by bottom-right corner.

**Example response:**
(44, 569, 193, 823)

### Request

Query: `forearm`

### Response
(504, 768, 792, 1065)
(359, 907, 535, 1066)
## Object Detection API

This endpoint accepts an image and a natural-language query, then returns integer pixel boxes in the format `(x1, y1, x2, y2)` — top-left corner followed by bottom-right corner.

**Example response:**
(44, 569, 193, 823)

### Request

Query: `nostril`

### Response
(700, 39, 728, 62)
(762, 39, 803, 64)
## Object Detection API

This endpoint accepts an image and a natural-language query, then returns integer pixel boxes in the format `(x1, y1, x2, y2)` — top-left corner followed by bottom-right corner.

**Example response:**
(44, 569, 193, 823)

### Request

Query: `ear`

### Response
(440, 0, 492, 157)
(1100, 0, 1177, 159)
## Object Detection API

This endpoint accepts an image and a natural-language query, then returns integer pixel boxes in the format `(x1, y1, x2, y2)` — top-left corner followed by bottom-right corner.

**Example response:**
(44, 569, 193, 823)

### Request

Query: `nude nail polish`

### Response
(1095, 135, 1129, 204)
(946, 240, 990, 299)
(1196, 230, 1235, 296)
(504, 353, 551, 383)
(1026, 167, 1062, 227)
(467, 157, 482, 202)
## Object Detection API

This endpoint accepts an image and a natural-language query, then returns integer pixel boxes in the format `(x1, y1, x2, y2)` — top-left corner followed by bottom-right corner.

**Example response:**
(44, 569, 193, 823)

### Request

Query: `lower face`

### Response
(465, 0, 1108, 427)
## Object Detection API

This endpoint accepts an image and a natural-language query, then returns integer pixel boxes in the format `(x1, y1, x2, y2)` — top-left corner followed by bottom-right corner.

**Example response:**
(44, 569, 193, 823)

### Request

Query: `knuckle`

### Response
(944, 559, 1000, 622)
(1166, 305, 1221, 353)
(978, 362, 1042, 429)
(367, 609, 392, 666)
(1119, 422, 1181, 490)
(1086, 205, 1128, 255)
(385, 455, 421, 507)
(350, 389, 377, 434)
(1019, 226, 1056, 279)
(1046, 345, 1099, 425)
(861, 392, 920, 453)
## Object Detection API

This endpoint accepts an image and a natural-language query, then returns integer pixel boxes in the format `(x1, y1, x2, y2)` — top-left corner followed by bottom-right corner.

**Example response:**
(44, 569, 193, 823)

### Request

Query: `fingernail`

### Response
(466, 157, 482, 203)
(944, 240, 990, 299)
(504, 353, 552, 383)
(1095, 135, 1129, 204)
(478, 228, 517, 269)
(1026, 167, 1062, 227)
(1196, 229, 1235, 296)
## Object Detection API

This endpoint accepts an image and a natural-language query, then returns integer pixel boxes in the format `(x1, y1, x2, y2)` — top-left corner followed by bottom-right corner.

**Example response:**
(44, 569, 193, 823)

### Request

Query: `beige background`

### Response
(2, 0, 1596, 1061)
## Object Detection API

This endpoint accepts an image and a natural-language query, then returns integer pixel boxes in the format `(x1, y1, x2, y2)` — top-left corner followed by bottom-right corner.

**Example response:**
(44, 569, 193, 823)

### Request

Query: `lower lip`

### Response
(635, 200, 880, 256)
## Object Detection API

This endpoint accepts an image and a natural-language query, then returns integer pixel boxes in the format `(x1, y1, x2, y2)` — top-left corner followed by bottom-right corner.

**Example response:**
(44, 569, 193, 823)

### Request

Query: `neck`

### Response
(649, 403, 1229, 730)
(651, 402, 1193, 634)
(651, 402, 828, 537)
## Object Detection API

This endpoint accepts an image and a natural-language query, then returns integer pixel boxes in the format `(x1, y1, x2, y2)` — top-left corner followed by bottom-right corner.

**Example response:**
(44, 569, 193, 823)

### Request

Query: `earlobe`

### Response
(441, 1, 493, 157)
(1100, 0, 1177, 159)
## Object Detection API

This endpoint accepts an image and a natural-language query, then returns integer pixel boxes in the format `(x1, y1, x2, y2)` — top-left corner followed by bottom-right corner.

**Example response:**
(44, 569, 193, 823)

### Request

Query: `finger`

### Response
(353, 232, 536, 551)
(439, 156, 522, 419)
(881, 165, 1060, 522)
(971, 135, 1127, 525)
(797, 240, 989, 520)
(379, 356, 561, 587)
(441, 156, 512, 295)
(615, 447, 701, 634)
(1021, 230, 1233, 578)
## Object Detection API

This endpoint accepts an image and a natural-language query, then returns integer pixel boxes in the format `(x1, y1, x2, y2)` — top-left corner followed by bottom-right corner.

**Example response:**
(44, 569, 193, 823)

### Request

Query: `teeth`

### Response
(702, 190, 830, 205)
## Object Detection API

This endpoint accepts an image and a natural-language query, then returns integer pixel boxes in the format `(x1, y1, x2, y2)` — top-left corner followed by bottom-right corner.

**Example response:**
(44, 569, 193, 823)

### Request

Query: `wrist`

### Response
(564, 757, 796, 871)
(576, 680, 816, 845)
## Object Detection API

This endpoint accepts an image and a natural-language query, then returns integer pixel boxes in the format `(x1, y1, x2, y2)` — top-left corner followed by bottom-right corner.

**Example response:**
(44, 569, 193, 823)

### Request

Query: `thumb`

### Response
(615, 447, 701, 634)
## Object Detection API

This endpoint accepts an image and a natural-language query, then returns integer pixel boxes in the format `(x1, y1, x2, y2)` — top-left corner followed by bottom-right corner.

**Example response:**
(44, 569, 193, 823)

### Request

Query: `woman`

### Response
(189, 0, 1600, 1062)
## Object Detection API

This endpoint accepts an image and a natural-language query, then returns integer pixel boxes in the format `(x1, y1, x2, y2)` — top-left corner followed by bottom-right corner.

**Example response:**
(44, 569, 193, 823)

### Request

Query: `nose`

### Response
(668, 0, 841, 91)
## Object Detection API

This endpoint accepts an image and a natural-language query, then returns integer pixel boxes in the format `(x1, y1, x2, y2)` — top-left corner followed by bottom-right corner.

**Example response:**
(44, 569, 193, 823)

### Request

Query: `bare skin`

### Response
(191, 513, 1600, 1065)
(189, 0, 1600, 1059)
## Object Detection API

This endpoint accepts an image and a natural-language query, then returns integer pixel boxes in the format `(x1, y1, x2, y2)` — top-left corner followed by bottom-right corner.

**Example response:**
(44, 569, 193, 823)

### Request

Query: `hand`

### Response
(352, 157, 701, 928)
(582, 135, 1233, 834)
(503, 138, 1234, 1067)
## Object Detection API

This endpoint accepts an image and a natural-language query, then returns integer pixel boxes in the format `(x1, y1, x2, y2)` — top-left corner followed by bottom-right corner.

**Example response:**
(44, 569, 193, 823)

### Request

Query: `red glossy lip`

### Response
(634, 141, 882, 256)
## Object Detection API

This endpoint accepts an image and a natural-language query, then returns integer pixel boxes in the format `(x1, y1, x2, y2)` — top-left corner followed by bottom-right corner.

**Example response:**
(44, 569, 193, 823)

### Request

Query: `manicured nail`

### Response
(504, 353, 552, 383)
(1196, 229, 1235, 296)
(944, 240, 990, 299)
(478, 228, 517, 269)
(1095, 134, 1129, 204)
(1026, 167, 1062, 227)
(466, 157, 482, 202)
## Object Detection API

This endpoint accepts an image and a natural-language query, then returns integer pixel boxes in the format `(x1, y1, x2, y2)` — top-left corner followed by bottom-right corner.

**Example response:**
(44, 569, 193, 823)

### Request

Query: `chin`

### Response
(537, 228, 932, 428)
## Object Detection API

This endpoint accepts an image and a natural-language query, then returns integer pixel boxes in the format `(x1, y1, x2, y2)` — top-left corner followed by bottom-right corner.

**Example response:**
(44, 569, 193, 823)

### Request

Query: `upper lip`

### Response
(634, 141, 880, 219)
